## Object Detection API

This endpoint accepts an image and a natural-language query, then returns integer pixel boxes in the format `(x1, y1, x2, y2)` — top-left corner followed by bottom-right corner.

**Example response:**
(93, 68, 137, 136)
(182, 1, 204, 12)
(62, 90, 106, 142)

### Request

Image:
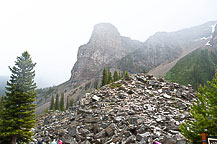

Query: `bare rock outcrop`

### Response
(69, 23, 142, 84)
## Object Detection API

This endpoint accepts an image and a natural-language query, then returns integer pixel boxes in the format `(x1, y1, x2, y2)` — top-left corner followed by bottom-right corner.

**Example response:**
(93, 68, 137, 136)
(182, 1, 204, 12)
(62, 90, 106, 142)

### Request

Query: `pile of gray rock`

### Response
(34, 74, 195, 144)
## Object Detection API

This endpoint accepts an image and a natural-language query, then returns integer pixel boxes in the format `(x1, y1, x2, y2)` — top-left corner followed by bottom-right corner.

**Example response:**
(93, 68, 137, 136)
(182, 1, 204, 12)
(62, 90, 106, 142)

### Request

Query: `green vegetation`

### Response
(110, 83, 122, 89)
(124, 71, 130, 79)
(100, 68, 128, 87)
(54, 93, 60, 110)
(69, 98, 74, 108)
(165, 49, 217, 89)
(0, 51, 37, 144)
(94, 80, 98, 89)
(180, 70, 217, 143)
(107, 69, 113, 84)
(66, 96, 69, 110)
(36, 87, 55, 98)
(101, 68, 108, 87)
(49, 95, 55, 110)
(113, 71, 119, 82)
(60, 93, 65, 111)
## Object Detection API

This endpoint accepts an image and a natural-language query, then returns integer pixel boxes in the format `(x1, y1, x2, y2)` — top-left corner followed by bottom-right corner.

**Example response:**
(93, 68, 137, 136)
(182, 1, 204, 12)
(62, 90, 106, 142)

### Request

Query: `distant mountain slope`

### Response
(118, 21, 216, 74)
(165, 49, 217, 89)
(165, 23, 217, 89)
(0, 76, 9, 96)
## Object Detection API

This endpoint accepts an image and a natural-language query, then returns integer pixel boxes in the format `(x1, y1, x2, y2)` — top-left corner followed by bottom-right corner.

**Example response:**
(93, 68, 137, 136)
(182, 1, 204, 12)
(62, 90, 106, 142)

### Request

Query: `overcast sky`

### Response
(0, 0, 217, 88)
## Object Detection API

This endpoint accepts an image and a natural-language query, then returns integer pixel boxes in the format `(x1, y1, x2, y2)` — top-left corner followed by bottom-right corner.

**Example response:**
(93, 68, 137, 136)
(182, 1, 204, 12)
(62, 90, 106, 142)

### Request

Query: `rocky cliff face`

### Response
(34, 74, 195, 144)
(69, 23, 142, 84)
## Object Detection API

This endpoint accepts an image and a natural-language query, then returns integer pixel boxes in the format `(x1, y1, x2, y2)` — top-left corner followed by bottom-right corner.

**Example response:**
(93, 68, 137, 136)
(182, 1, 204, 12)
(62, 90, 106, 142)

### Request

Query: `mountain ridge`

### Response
(165, 23, 217, 89)
(36, 21, 216, 114)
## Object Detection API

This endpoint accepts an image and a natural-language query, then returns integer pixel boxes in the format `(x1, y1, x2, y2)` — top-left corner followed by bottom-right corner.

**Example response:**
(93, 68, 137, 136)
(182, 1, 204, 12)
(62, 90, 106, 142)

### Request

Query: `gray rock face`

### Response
(70, 23, 142, 84)
(34, 73, 195, 144)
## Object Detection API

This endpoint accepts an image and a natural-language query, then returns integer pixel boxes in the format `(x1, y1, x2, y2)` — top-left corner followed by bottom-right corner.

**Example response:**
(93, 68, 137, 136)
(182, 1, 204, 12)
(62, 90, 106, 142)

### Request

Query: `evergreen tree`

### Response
(0, 96, 5, 124)
(0, 51, 37, 144)
(49, 95, 54, 110)
(66, 96, 69, 110)
(60, 93, 65, 111)
(180, 70, 217, 143)
(124, 71, 130, 79)
(113, 70, 119, 82)
(94, 79, 98, 89)
(144, 69, 147, 74)
(107, 69, 113, 84)
(55, 93, 60, 110)
(101, 68, 108, 87)
(69, 99, 74, 107)
(0, 96, 7, 143)
(119, 71, 122, 79)
(0, 96, 5, 112)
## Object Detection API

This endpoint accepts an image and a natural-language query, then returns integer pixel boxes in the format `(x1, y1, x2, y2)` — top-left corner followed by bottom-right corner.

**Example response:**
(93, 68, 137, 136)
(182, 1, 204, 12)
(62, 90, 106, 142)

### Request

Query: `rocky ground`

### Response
(33, 73, 195, 144)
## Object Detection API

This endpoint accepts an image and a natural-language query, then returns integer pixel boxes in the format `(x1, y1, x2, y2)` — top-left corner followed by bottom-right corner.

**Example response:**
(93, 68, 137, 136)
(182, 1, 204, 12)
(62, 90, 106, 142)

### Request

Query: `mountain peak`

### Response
(90, 23, 120, 41)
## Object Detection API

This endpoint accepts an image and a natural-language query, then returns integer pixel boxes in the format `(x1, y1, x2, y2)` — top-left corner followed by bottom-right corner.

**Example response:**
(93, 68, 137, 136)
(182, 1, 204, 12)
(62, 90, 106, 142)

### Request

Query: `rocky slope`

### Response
(165, 23, 217, 89)
(34, 73, 195, 144)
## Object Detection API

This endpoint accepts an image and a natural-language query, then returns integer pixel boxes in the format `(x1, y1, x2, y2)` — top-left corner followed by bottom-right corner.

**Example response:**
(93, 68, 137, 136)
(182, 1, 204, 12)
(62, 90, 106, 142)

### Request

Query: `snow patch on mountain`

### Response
(206, 40, 212, 47)
(211, 23, 217, 33)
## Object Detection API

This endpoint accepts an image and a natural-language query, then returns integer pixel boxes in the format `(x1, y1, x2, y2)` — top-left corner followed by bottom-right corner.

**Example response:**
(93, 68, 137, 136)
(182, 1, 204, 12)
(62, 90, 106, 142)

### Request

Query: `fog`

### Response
(0, 0, 217, 88)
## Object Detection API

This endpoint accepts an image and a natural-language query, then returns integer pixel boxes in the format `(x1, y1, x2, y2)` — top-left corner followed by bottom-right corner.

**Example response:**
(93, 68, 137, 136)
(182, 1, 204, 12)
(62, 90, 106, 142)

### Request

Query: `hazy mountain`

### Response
(69, 23, 142, 85)
(0, 76, 9, 97)
(36, 21, 217, 113)
(165, 23, 217, 89)
(118, 21, 216, 75)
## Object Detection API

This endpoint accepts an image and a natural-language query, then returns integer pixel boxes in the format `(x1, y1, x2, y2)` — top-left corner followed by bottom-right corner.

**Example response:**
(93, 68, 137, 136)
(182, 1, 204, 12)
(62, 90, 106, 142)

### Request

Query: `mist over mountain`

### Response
(165, 23, 217, 89)
(0, 76, 8, 97)
(35, 21, 217, 114)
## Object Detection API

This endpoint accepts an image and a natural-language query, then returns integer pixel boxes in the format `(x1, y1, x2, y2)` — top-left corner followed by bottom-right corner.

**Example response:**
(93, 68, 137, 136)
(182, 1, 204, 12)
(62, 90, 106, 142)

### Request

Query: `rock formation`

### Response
(34, 73, 195, 144)
(69, 23, 142, 85)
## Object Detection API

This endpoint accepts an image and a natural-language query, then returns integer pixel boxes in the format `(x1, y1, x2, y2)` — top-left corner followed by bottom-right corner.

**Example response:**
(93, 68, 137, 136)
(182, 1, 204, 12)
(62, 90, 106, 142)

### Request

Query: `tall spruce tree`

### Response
(0, 51, 37, 144)
(55, 93, 60, 110)
(66, 96, 69, 110)
(49, 95, 55, 110)
(107, 69, 113, 84)
(0, 96, 5, 112)
(124, 71, 130, 79)
(0, 96, 5, 127)
(113, 70, 119, 82)
(180, 70, 217, 143)
(60, 93, 64, 111)
(94, 79, 98, 89)
(101, 68, 108, 87)
(69, 99, 74, 107)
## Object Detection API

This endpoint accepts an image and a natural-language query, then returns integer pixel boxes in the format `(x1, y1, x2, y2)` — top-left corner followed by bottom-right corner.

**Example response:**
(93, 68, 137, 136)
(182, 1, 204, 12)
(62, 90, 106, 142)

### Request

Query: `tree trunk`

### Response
(11, 136, 16, 144)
